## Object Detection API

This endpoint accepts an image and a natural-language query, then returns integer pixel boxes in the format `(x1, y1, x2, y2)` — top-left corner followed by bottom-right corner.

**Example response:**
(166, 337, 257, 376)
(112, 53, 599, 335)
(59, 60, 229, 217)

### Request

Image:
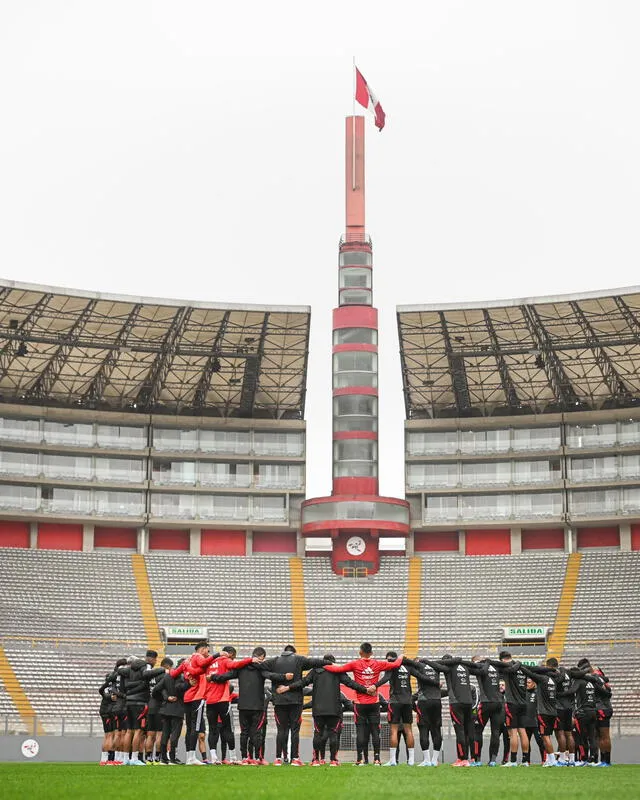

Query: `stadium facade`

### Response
(0, 284, 310, 556)
(398, 290, 640, 555)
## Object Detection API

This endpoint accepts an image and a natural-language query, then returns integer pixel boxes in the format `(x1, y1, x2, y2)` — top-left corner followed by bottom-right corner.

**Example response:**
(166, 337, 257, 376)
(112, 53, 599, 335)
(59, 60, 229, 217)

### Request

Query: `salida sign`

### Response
(503, 626, 549, 640)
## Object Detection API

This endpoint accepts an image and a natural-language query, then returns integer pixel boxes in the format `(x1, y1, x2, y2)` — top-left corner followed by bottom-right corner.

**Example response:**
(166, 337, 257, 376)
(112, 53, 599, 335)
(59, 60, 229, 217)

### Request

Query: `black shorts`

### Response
(504, 702, 527, 729)
(388, 703, 412, 725)
(127, 703, 148, 731)
(416, 700, 442, 728)
(146, 712, 162, 732)
(100, 713, 115, 733)
(556, 708, 573, 732)
(115, 712, 128, 731)
(354, 702, 380, 727)
(537, 714, 556, 737)
(596, 708, 613, 729)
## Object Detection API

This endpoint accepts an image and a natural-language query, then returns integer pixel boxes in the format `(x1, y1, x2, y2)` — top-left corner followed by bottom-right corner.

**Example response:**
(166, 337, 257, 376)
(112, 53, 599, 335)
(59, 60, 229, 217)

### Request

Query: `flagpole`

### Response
(352, 56, 356, 191)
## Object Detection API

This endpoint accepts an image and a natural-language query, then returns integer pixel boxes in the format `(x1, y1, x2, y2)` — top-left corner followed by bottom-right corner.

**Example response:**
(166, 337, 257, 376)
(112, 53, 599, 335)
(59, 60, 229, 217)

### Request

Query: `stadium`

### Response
(2, 18, 640, 799)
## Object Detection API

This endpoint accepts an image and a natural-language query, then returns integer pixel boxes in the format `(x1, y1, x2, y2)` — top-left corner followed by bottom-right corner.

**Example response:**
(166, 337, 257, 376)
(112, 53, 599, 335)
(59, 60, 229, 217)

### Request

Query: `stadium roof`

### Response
(0, 279, 310, 419)
(397, 286, 640, 419)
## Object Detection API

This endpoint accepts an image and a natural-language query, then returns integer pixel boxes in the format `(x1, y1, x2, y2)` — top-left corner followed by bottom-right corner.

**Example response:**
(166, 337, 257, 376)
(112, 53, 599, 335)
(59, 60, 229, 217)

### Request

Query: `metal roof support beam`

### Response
(135, 306, 192, 409)
(238, 313, 270, 417)
(521, 305, 580, 408)
(192, 310, 232, 411)
(0, 293, 54, 381)
(24, 299, 98, 400)
(83, 303, 143, 404)
(439, 311, 472, 415)
(569, 300, 630, 400)
(483, 309, 521, 409)
(614, 296, 640, 338)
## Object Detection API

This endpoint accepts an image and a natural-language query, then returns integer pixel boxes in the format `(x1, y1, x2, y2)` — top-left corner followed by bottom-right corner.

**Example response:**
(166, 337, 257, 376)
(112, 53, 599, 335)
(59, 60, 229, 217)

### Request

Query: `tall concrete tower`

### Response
(300, 116, 410, 575)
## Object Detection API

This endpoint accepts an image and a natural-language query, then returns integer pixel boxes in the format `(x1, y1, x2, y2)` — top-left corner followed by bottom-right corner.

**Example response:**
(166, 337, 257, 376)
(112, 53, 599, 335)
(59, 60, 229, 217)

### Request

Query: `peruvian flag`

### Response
(355, 67, 386, 131)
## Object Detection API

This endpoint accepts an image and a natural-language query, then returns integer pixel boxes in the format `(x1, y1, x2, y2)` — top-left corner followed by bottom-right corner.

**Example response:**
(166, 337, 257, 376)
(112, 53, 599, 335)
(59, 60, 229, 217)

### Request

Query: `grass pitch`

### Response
(2, 763, 640, 800)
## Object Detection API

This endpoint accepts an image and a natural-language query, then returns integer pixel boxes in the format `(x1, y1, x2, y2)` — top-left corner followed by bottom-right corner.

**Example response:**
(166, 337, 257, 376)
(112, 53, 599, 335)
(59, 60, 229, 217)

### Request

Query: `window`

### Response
(95, 457, 145, 483)
(619, 419, 640, 446)
(0, 484, 38, 511)
(96, 425, 146, 449)
(0, 450, 39, 477)
(423, 495, 458, 521)
(570, 489, 619, 515)
(461, 494, 511, 519)
(407, 463, 457, 489)
(43, 421, 93, 447)
(339, 251, 372, 266)
(621, 455, 640, 480)
(513, 459, 561, 484)
(339, 268, 371, 289)
(200, 430, 251, 454)
(514, 492, 562, 517)
(512, 427, 561, 451)
(333, 439, 377, 477)
(252, 495, 287, 521)
(333, 395, 377, 432)
(254, 432, 303, 456)
(333, 352, 377, 388)
(42, 454, 92, 480)
(152, 460, 196, 485)
(153, 429, 198, 452)
(462, 461, 511, 487)
(197, 495, 249, 520)
(150, 493, 196, 518)
(302, 501, 409, 524)
(333, 328, 377, 345)
(566, 423, 616, 449)
(256, 464, 303, 489)
(49, 488, 92, 513)
(622, 487, 640, 513)
(339, 288, 372, 306)
(199, 462, 251, 488)
(0, 417, 41, 443)
(460, 429, 510, 454)
(407, 431, 458, 456)
(570, 457, 617, 483)
(95, 491, 144, 516)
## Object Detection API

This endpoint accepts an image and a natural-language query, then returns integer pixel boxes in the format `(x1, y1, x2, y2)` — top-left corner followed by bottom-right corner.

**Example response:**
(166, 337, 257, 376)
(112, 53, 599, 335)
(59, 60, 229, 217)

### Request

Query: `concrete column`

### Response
(405, 534, 414, 557)
(82, 523, 94, 552)
(458, 530, 466, 555)
(246, 529, 253, 556)
(510, 527, 522, 555)
(29, 521, 38, 549)
(296, 533, 305, 557)
(564, 526, 574, 554)
(137, 527, 147, 555)
(190, 527, 201, 557)
(619, 523, 631, 552)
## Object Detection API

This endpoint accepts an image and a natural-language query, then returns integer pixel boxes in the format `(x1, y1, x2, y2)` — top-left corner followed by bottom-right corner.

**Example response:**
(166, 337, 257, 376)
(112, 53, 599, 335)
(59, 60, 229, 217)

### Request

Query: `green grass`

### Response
(1, 763, 640, 800)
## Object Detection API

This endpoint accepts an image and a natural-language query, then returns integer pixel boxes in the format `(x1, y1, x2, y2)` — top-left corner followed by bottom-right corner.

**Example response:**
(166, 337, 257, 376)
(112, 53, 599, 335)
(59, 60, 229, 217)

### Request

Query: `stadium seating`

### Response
(303, 557, 409, 659)
(0, 549, 146, 644)
(145, 554, 294, 652)
(0, 674, 17, 716)
(417, 553, 568, 649)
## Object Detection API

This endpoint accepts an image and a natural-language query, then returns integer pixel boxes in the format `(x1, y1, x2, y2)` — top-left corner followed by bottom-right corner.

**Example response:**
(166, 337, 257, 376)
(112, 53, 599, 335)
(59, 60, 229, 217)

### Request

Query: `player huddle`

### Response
(97, 641, 613, 768)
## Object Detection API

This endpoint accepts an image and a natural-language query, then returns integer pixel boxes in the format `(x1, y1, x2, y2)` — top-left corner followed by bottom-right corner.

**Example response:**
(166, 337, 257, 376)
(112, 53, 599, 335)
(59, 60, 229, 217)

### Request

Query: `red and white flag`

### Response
(355, 67, 385, 131)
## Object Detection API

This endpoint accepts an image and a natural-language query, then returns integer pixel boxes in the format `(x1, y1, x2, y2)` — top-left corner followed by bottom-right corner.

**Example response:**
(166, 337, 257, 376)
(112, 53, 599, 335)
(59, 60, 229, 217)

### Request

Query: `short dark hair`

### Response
(499, 650, 511, 660)
(442, 653, 452, 660)
(360, 642, 372, 655)
(253, 646, 266, 658)
(577, 658, 591, 670)
(284, 645, 296, 653)
(386, 650, 398, 660)
(324, 654, 336, 663)
(115, 658, 127, 668)
(146, 650, 158, 659)
(161, 657, 173, 668)
(195, 640, 209, 651)
(546, 657, 558, 668)
(222, 646, 236, 657)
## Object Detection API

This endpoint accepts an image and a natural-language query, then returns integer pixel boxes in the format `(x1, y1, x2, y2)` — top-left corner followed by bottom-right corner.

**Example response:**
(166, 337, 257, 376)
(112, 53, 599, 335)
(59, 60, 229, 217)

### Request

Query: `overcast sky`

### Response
(1, 1, 639, 500)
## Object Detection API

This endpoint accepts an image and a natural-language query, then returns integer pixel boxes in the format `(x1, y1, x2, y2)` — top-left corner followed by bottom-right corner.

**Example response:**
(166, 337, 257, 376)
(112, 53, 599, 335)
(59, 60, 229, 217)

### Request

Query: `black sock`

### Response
(510, 752, 517, 763)
(108, 751, 115, 761)
(602, 751, 610, 764)
(522, 751, 530, 763)
(138, 751, 144, 762)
